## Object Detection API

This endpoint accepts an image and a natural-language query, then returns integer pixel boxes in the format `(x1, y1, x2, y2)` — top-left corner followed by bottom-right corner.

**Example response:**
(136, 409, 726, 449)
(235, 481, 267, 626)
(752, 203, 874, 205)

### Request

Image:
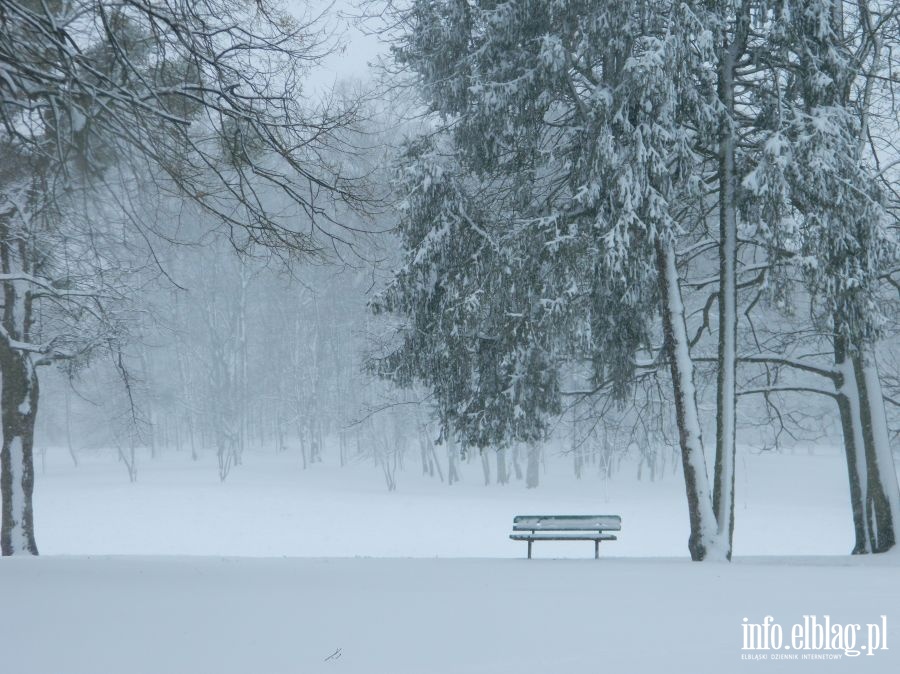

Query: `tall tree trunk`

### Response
(656, 240, 723, 561)
(712, 166, 738, 549)
(480, 449, 491, 486)
(711, 22, 743, 562)
(525, 441, 540, 489)
(419, 433, 432, 476)
(297, 419, 308, 470)
(0, 346, 39, 555)
(236, 263, 248, 465)
(853, 346, 899, 553)
(572, 396, 583, 479)
(496, 447, 508, 485)
(834, 334, 869, 554)
(64, 382, 78, 468)
(430, 438, 445, 483)
(446, 434, 459, 485)
(512, 443, 523, 480)
(174, 295, 198, 461)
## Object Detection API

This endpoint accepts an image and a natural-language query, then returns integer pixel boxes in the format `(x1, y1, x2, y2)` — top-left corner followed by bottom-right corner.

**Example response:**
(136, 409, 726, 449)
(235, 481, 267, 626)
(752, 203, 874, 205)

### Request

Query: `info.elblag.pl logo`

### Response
(741, 615, 889, 660)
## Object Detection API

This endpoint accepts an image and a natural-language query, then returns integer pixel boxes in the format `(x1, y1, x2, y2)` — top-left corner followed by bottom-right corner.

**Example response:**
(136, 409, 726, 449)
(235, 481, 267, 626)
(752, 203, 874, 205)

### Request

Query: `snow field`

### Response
(32, 444, 860, 558)
(3, 445, 897, 673)
(2, 555, 898, 673)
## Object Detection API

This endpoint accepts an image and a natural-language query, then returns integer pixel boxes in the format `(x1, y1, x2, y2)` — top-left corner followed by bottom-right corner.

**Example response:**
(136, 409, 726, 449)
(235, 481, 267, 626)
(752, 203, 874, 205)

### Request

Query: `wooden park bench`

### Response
(510, 515, 621, 559)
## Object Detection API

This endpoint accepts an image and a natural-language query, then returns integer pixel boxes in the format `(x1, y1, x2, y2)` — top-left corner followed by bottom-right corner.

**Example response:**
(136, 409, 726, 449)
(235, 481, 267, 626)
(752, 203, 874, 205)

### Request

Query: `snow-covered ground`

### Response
(33, 444, 859, 557)
(3, 555, 898, 673)
(5, 445, 897, 673)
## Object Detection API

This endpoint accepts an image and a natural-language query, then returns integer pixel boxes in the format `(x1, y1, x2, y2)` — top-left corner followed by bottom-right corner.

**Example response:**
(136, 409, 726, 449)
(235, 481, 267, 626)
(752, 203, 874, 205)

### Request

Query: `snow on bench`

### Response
(510, 515, 621, 559)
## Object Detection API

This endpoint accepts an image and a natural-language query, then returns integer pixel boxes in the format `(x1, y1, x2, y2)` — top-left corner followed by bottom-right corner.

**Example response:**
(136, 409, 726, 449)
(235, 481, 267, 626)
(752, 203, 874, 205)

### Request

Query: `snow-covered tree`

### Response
(0, 148, 140, 553)
(372, 138, 564, 451)
(743, 0, 900, 553)
(374, 0, 757, 560)
(375, 0, 900, 560)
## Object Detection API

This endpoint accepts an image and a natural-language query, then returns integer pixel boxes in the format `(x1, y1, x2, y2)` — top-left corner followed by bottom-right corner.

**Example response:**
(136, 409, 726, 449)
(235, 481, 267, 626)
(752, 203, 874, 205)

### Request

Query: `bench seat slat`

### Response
(512, 515, 621, 531)
(510, 533, 617, 542)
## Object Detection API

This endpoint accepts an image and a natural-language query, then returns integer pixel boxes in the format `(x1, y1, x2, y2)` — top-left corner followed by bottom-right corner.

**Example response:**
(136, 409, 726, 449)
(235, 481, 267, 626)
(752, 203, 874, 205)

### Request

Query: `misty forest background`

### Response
(1, 0, 899, 562)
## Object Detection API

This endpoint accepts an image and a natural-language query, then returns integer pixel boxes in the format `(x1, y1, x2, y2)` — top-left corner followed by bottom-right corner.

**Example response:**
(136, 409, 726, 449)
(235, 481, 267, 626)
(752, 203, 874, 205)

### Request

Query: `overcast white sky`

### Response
(286, 1, 387, 93)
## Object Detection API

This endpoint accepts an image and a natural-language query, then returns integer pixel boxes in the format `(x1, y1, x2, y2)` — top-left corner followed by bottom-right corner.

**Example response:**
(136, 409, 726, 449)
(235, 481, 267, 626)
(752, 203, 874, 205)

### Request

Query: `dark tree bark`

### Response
(834, 333, 869, 554)
(712, 46, 739, 562)
(833, 331, 899, 555)
(0, 344, 39, 555)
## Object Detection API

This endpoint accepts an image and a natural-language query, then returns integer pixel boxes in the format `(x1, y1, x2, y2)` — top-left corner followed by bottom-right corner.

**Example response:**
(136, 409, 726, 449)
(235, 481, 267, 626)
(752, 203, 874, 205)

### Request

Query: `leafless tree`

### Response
(0, 0, 374, 554)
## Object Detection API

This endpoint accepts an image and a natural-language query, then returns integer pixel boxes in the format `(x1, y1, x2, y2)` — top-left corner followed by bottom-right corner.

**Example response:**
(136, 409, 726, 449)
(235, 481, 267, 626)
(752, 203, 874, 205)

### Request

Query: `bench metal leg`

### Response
(527, 540, 532, 559)
(594, 540, 599, 559)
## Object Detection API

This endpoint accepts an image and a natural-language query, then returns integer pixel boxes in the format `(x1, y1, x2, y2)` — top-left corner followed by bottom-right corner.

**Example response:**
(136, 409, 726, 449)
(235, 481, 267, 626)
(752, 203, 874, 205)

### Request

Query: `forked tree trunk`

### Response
(656, 240, 724, 561)
(0, 346, 39, 555)
(853, 347, 899, 553)
(835, 335, 869, 554)
(835, 339, 900, 554)
(835, 359, 872, 555)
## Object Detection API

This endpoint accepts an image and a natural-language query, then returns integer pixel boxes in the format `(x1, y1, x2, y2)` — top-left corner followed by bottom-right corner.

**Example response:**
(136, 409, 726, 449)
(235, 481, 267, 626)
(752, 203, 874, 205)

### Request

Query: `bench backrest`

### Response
(512, 515, 621, 531)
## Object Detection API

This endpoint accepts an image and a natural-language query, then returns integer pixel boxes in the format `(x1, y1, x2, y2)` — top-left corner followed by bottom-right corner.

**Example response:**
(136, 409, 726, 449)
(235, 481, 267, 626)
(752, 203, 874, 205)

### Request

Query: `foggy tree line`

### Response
(37, 239, 381, 482)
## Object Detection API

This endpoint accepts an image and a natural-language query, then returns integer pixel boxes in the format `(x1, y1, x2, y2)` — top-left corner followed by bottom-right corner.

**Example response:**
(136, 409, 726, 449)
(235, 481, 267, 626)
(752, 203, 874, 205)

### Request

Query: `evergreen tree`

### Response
(745, 0, 900, 553)
(377, 0, 736, 559)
